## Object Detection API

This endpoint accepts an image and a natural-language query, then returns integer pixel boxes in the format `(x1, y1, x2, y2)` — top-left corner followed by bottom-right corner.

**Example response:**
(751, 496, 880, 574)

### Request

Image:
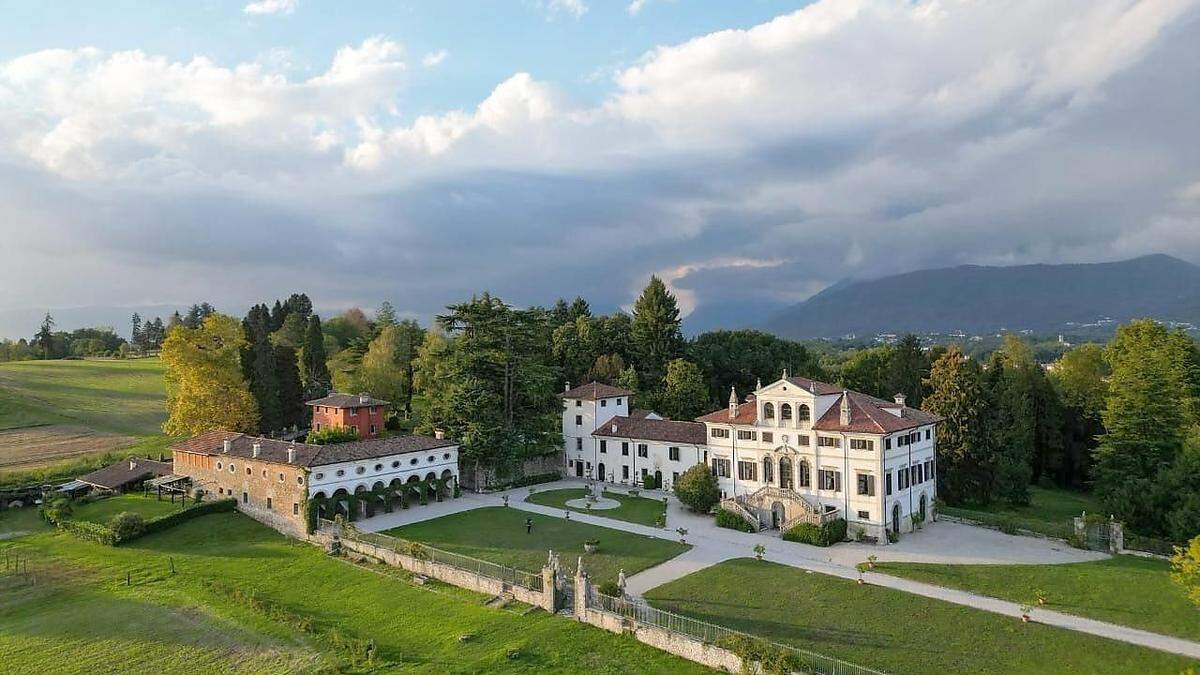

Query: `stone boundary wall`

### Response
(326, 533, 555, 611)
(578, 606, 744, 672)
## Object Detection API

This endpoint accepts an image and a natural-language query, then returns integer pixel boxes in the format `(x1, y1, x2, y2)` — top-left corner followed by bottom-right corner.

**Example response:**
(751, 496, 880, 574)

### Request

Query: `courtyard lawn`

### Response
(70, 494, 189, 525)
(643, 558, 1196, 675)
(940, 484, 1101, 539)
(877, 555, 1200, 642)
(0, 507, 50, 538)
(526, 487, 668, 527)
(387, 506, 689, 585)
(0, 512, 708, 674)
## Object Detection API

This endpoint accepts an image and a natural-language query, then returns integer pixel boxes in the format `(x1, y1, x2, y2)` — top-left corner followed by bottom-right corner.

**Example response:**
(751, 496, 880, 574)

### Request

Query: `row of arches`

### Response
(762, 402, 811, 423)
(311, 469, 456, 522)
(763, 456, 811, 490)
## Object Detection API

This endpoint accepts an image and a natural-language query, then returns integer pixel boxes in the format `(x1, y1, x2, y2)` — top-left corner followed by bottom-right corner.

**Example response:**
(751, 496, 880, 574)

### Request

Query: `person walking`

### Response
(525, 517, 533, 534)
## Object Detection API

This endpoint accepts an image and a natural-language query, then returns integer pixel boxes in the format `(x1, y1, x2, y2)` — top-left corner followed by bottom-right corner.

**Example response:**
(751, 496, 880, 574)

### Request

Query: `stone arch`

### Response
(891, 502, 902, 535)
(797, 404, 811, 422)
(763, 402, 775, 420)
(780, 403, 793, 422)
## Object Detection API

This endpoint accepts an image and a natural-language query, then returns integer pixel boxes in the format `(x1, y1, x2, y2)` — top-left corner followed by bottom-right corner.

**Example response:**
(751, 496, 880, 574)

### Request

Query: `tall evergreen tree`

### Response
(654, 359, 711, 421)
(630, 276, 684, 386)
(243, 304, 282, 434)
(923, 347, 995, 505)
(274, 345, 305, 429)
(302, 314, 332, 400)
(885, 334, 929, 407)
(34, 313, 55, 359)
(130, 313, 143, 349)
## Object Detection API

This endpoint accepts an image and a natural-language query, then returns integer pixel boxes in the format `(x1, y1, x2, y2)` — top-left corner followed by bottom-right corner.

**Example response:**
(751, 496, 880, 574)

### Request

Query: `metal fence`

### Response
(588, 590, 887, 675)
(1125, 532, 1178, 557)
(323, 520, 543, 592)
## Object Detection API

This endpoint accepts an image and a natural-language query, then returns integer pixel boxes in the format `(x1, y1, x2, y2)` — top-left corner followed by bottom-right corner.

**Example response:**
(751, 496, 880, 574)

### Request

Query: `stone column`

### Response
(1109, 520, 1124, 554)
(541, 566, 557, 612)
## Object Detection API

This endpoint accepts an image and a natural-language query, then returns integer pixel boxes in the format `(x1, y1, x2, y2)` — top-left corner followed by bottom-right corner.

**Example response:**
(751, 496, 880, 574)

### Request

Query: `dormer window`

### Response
(763, 402, 775, 420)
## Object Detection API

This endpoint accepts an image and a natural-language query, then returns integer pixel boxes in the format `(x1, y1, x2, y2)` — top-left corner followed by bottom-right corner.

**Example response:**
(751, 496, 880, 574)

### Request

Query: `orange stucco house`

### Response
(306, 392, 389, 440)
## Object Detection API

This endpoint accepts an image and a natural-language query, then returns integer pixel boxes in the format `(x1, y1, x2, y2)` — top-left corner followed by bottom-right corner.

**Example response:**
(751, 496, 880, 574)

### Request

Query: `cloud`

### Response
(243, 0, 298, 16)
(0, 1, 1198, 334)
(540, 0, 588, 20)
(421, 50, 448, 68)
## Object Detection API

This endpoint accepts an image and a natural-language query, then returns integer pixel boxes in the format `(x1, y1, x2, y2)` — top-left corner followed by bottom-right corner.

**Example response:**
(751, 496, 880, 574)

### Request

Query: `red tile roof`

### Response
(696, 400, 758, 424)
(306, 392, 390, 408)
(593, 415, 707, 445)
(171, 430, 455, 468)
(696, 386, 941, 434)
(561, 381, 634, 401)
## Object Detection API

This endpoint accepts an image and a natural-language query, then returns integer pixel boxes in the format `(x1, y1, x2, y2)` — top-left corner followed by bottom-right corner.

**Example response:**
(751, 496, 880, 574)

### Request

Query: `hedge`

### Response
(54, 498, 236, 546)
(782, 518, 847, 547)
(715, 508, 756, 533)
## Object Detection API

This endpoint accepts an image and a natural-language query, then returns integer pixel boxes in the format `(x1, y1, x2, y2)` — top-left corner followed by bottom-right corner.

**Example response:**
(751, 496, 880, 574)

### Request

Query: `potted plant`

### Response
(753, 544, 766, 561)
(676, 527, 688, 545)
(584, 539, 599, 554)
(1020, 604, 1033, 623)
(1035, 589, 1048, 606)
(867, 554, 878, 570)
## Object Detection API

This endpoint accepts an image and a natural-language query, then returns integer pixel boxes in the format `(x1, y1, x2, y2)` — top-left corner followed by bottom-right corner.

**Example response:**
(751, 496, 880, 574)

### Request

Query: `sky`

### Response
(1, 0, 1198, 339)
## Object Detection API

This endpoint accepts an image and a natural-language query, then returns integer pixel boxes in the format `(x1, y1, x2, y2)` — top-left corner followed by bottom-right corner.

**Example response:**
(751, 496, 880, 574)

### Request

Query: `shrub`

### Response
(307, 426, 361, 445)
(40, 496, 73, 524)
(109, 512, 146, 540)
(57, 518, 118, 545)
(715, 508, 756, 532)
(597, 580, 622, 597)
(997, 517, 1020, 535)
(782, 518, 846, 547)
(674, 464, 720, 513)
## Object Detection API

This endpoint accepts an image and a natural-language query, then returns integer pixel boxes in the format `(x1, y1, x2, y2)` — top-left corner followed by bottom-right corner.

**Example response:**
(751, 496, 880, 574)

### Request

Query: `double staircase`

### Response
(720, 486, 837, 535)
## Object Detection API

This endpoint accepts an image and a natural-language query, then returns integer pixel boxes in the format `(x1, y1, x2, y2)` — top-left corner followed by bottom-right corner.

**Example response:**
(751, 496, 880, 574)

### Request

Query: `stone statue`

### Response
(617, 568, 627, 595)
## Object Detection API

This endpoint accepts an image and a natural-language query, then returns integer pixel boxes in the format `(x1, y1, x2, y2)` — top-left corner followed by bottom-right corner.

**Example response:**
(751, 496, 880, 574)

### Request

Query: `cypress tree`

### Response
(243, 305, 282, 434)
(630, 276, 684, 386)
(302, 314, 332, 400)
(274, 345, 305, 429)
(885, 334, 928, 407)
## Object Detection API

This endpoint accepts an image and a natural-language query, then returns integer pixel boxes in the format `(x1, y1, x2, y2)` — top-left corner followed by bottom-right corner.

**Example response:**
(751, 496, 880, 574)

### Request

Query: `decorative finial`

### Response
(728, 386, 738, 419)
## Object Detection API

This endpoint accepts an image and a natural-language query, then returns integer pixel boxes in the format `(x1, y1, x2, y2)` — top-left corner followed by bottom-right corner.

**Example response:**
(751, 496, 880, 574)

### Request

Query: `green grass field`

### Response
(526, 488, 668, 527)
(0, 507, 50, 538)
(0, 512, 708, 674)
(877, 555, 1200, 642)
(70, 494, 188, 525)
(644, 558, 1195, 675)
(387, 507, 689, 586)
(940, 484, 1102, 538)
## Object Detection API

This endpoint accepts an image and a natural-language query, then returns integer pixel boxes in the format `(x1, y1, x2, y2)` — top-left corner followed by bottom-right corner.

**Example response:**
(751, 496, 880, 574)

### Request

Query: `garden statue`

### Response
(617, 568, 626, 596)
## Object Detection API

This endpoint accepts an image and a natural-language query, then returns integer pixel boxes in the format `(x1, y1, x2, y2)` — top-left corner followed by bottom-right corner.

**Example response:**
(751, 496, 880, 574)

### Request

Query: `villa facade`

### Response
(562, 375, 941, 542)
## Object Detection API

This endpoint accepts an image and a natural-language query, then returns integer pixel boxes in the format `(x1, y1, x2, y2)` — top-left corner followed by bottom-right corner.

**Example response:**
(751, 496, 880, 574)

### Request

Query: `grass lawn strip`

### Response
(877, 555, 1200, 642)
(940, 484, 1101, 538)
(643, 558, 1195, 675)
(1, 512, 708, 674)
(526, 487, 668, 527)
(387, 506, 689, 586)
(70, 494, 189, 525)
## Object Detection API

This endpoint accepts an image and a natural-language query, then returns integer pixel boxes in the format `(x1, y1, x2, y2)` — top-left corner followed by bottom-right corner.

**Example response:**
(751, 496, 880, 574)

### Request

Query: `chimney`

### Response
(434, 428, 445, 440)
(894, 393, 907, 407)
(564, 381, 570, 393)
(611, 423, 617, 433)
(359, 392, 369, 405)
(840, 391, 851, 426)
(286, 446, 296, 463)
(728, 387, 738, 420)
(222, 439, 231, 454)
(252, 442, 261, 458)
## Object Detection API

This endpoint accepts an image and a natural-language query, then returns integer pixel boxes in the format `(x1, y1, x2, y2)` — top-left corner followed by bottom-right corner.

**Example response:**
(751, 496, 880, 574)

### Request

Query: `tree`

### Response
(358, 324, 409, 409)
(302, 315, 332, 400)
(183, 303, 215, 329)
(271, 312, 307, 348)
(130, 313, 143, 349)
(838, 346, 893, 399)
(1050, 344, 1110, 488)
(1094, 320, 1190, 531)
(552, 315, 600, 386)
(587, 354, 626, 385)
(243, 304, 282, 434)
(375, 301, 398, 329)
(923, 347, 995, 505)
(1171, 535, 1200, 608)
(675, 463, 720, 513)
(161, 313, 258, 436)
(885, 334, 929, 408)
(274, 345, 305, 429)
(630, 276, 685, 386)
(35, 313, 56, 359)
(986, 335, 1063, 505)
(688, 329, 825, 407)
(655, 359, 711, 421)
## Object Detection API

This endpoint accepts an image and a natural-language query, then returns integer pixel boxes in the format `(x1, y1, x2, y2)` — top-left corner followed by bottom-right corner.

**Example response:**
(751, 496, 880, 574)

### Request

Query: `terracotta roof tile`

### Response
(561, 381, 634, 401)
(593, 415, 707, 445)
(78, 458, 174, 490)
(306, 393, 390, 408)
(171, 431, 455, 468)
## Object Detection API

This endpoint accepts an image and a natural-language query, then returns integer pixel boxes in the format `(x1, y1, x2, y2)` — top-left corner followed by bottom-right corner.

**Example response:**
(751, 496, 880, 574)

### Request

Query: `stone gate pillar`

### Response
(574, 563, 589, 621)
(1109, 519, 1124, 554)
(541, 566, 557, 612)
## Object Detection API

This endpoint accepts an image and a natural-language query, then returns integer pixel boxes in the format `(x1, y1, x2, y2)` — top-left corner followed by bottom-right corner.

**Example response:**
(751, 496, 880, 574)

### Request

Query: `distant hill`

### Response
(763, 254, 1200, 339)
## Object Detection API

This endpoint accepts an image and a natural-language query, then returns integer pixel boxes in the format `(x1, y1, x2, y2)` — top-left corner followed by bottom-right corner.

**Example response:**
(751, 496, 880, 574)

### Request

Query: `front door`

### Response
(779, 457, 793, 490)
(597, 463, 606, 482)
(654, 470, 662, 488)
(892, 504, 901, 535)
(575, 461, 584, 478)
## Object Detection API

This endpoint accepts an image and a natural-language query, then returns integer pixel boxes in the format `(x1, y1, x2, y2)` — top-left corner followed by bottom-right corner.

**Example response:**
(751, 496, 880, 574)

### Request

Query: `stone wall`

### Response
(173, 449, 309, 534)
(460, 451, 563, 491)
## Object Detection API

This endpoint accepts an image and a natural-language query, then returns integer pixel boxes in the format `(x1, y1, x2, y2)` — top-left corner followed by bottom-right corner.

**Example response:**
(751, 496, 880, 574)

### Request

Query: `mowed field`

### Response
(0, 359, 168, 478)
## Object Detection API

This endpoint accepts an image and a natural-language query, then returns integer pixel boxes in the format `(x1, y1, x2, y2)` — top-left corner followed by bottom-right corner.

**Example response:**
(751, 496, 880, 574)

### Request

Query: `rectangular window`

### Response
(886, 472, 893, 495)
(600, 440, 607, 453)
(916, 464, 923, 483)
(857, 510, 870, 520)
(850, 438, 874, 451)
(293, 503, 299, 515)
(637, 444, 648, 458)
(926, 429, 931, 440)
(349, 408, 357, 417)
(640, 468, 648, 480)
(315, 423, 322, 431)
(370, 424, 377, 434)
(622, 442, 629, 456)
(761, 432, 773, 444)
(617, 398, 623, 405)
(575, 415, 583, 426)
(737, 461, 757, 481)
(242, 492, 248, 504)
(796, 435, 810, 446)
(710, 428, 729, 438)
(672, 471, 679, 485)
(818, 469, 841, 492)
(798, 462, 810, 487)
(575, 400, 582, 407)
(856, 473, 875, 496)
(267, 497, 273, 510)
(737, 430, 757, 441)
(622, 465, 630, 480)
(711, 458, 731, 478)
(575, 437, 583, 451)
(668, 446, 680, 461)
(899, 468, 908, 490)
(885, 437, 892, 450)
(601, 399, 607, 407)
(817, 436, 841, 448)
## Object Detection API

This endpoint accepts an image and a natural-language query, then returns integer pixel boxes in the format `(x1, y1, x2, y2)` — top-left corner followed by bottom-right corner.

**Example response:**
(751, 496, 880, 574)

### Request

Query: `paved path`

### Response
(354, 479, 1200, 660)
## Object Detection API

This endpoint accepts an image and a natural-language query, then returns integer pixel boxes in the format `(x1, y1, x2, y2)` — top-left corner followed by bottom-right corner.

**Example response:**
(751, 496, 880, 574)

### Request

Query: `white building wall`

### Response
(562, 394, 628, 479)
(588, 438, 705, 489)
(307, 446, 460, 497)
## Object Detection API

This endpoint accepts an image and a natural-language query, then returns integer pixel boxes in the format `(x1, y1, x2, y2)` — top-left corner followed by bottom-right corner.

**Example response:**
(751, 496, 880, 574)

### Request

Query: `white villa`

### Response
(562, 375, 941, 542)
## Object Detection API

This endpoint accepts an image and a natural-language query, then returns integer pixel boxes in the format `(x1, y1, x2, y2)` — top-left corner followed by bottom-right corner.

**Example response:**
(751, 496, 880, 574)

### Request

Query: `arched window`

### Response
(797, 460, 811, 488)
(797, 404, 811, 422)
(762, 457, 774, 484)
(763, 402, 775, 420)
(780, 404, 793, 421)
